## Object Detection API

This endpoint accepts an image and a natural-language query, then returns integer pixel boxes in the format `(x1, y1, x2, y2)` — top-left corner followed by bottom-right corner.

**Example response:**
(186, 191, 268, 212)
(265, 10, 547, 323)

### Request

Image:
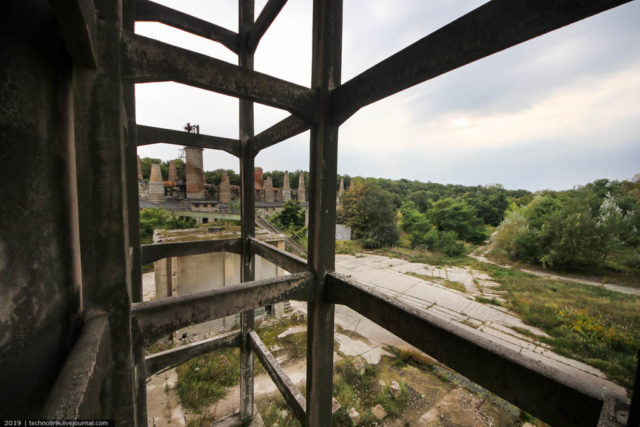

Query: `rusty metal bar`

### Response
(141, 238, 241, 265)
(325, 272, 613, 426)
(145, 331, 240, 377)
(132, 272, 313, 344)
(247, 0, 288, 53)
(135, 0, 240, 53)
(49, 0, 97, 68)
(331, 0, 633, 125)
(120, 31, 317, 120)
(249, 331, 306, 423)
(239, 0, 256, 419)
(305, 1, 342, 425)
(249, 237, 307, 273)
(137, 124, 240, 157)
(43, 313, 110, 419)
(248, 115, 310, 155)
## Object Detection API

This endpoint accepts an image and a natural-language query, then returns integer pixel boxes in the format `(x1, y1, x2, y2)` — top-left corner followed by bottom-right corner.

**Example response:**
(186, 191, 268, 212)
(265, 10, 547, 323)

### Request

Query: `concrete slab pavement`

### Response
(334, 253, 628, 398)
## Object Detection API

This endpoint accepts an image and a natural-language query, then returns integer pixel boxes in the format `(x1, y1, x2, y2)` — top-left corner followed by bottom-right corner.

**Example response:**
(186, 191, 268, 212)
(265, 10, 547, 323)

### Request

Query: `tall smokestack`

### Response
(338, 176, 345, 203)
(297, 173, 306, 203)
(219, 171, 231, 203)
(254, 167, 264, 190)
(185, 147, 205, 199)
(148, 163, 165, 203)
(264, 176, 274, 203)
(282, 171, 291, 202)
(168, 160, 177, 182)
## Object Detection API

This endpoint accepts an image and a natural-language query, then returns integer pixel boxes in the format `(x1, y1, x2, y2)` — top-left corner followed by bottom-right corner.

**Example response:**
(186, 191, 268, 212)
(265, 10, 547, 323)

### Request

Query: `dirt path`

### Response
(471, 247, 640, 297)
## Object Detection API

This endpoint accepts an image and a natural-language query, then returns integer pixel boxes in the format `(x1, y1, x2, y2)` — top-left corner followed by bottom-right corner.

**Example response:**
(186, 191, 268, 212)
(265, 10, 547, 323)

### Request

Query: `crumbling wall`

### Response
(0, 2, 81, 415)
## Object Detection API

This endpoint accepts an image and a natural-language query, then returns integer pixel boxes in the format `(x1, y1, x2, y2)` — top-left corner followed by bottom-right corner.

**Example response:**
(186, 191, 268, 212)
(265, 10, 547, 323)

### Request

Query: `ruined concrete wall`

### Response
(0, 2, 81, 415)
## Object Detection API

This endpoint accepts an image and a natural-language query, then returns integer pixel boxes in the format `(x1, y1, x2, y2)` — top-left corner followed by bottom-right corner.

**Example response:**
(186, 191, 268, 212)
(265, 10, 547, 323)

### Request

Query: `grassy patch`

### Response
(489, 274, 639, 391)
(176, 348, 241, 412)
(332, 356, 411, 425)
(335, 239, 363, 255)
(257, 317, 307, 361)
(404, 272, 467, 293)
(144, 338, 175, 356)
(474, 295, 504, 306)
(175, 318, 307, 413)
(258, 396, 302, 427)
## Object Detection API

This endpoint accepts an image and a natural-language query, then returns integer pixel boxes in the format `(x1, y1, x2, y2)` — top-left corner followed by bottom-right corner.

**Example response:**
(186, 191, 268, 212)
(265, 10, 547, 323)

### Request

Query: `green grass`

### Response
(335, 239, 363, 255)
(474, 295, 504, 306)
(176, 318, 306, 412)
(483, 272, 640, 391)
(257, 317, 307, 360)
(176, 348, 241, 412)
(332, 356, 411, 425)
(258, 396, 302, 427)
(404, 272, 467, 293)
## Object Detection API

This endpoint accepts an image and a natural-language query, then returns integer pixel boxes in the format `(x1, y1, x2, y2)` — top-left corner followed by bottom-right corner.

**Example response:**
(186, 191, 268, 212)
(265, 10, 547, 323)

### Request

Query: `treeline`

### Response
(338, 177, 529, 252)
(139, 157, 186, 181)
(491, 179, 640, 272)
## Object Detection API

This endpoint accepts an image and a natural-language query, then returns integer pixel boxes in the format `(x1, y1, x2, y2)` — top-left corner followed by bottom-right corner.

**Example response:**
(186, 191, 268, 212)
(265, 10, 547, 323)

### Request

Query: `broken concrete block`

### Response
(372, 404, 386, 420)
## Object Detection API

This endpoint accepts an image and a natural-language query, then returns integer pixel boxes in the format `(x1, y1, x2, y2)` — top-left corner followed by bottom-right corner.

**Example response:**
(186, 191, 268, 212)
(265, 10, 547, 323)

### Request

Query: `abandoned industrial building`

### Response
(2, 0, 640, 426)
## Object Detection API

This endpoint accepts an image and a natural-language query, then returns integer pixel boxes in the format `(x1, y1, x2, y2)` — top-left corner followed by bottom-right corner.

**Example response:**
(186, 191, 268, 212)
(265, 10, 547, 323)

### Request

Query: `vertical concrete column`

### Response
(219, 171, 231, 203)
(185, 146, 205, 199)
(297, 172, 306, 203)
(239, 0, 256, 421)
(168, 160, 177, 182)
(306, 1, 342, 425)
(282, 171, 291, 202)
(147, 163, 165, 203)
(72, 0, 137, 421)
(264, 176, 275, 202)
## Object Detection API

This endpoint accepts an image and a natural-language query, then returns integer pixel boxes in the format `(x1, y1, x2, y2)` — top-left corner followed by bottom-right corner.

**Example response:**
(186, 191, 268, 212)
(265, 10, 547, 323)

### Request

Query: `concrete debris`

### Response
(332, 397, 341, 414)
(348, 407, 361, 425)
(372, 404, 386, 420)
(389, 381, 402, 398)
(352, 357, 366, 375)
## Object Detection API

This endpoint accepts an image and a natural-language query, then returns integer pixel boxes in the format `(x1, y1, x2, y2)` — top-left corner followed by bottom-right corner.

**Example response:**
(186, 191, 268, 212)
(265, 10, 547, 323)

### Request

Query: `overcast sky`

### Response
(135, 0, 640, 192)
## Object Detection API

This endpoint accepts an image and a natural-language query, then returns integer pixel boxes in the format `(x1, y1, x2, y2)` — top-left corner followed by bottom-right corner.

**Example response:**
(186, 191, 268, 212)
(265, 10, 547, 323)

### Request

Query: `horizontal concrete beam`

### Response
(137, 125, 240, 157)
(331, 0, 632, 124)
(249, 331, 306, 423)
(121, 32, 317, 121)
(141, 238, 242, 265)
(146, 331, 240, 376)
(249, 115, 310, 155)
(247, 0, 288, 53)
(133, 272, 313, 344)
(249, 237, 307, 273)
(325, 273, 612, 426)
(43, 313, 110, 418)
(135, 0, 239, 53)
(50, 0, 97, 68)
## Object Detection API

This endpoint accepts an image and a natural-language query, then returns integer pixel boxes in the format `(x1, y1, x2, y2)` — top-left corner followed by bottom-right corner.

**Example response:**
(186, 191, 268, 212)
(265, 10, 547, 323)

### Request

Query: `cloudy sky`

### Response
(135, 0, 640, 191)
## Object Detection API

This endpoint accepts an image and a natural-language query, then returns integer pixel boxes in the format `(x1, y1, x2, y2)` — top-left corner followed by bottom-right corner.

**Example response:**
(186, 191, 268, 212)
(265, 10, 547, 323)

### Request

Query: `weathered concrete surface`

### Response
(334, 254, 627, 398)
(0, 2, 81, 415)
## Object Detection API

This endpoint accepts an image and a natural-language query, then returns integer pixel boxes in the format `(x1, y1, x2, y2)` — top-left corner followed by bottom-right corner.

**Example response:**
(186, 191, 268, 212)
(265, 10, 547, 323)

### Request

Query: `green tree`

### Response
(204, 169, 240, 186)
(429, 198, 487, 243)
(339, 181, 399, 248)
(271, 201, 305, 230)
(139, 208, 196, 244)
